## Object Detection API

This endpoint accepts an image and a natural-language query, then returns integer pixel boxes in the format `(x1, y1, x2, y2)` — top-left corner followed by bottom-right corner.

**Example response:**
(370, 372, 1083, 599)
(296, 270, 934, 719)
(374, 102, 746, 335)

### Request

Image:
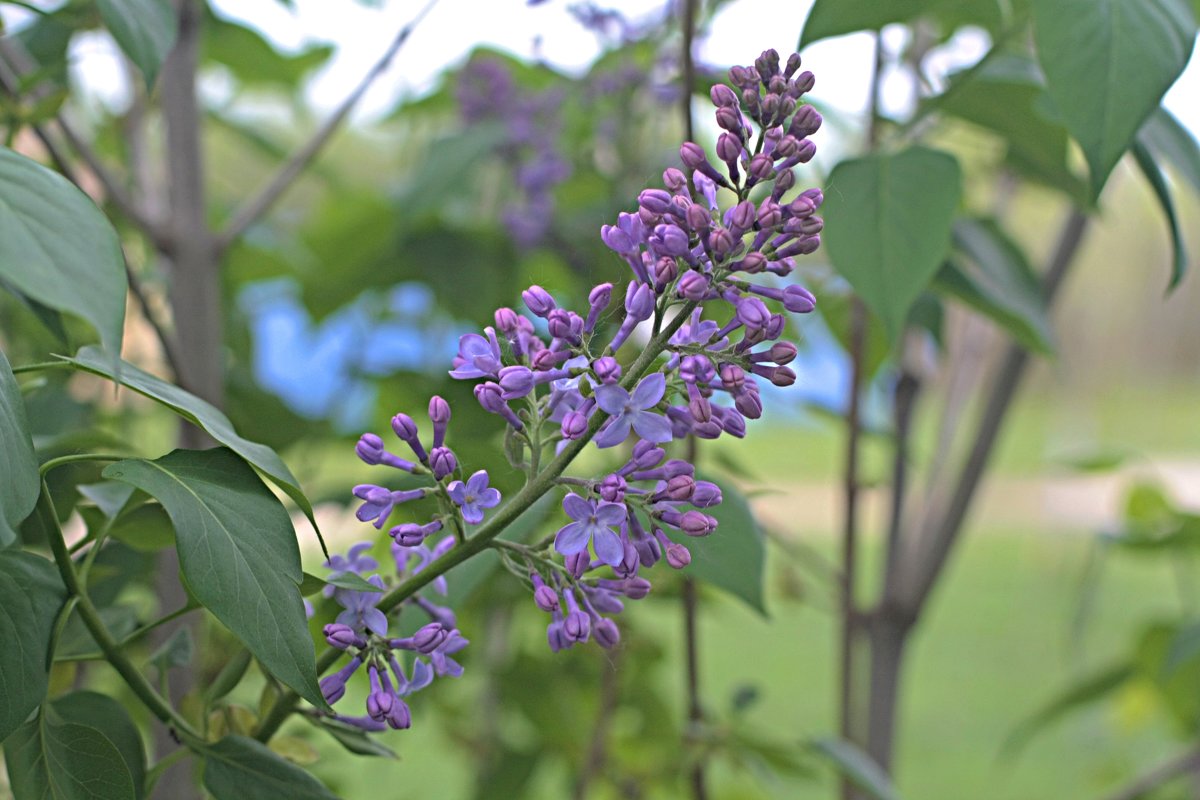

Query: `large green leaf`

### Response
(49, 692, 147, 800)
(201, 735, 339, 800)
(823, 147, 962, 339)
(95, 0, 178, 88)
(0, 550, 66, 741)
(64, 346, 323, 551)
(203, 12, 333, 89)
(1140, 106, 1200, 196)
(799, 0, 1003, 47)
(0, 349, 39, 545)
(684, 476, 767, 616)
(811, 738, 902, 800)
(4, 704, 136, 800)
(0, 148, 126, 368)
(102, 448, 325, 710)
(936, 218, 1053, 353)
(1032, 0, 1197, 196)
(1132, 139, 1189, 290)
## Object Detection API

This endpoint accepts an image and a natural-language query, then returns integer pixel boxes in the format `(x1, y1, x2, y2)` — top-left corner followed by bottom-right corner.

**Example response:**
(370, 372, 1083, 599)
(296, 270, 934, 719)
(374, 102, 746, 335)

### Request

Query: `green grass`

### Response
(294, 528, 1188, 799)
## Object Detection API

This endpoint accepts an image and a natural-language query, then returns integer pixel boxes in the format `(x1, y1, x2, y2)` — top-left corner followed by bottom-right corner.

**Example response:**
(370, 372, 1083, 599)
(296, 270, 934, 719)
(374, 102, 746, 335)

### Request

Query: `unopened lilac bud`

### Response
(729, 65, 754, 89)
(774, 135, 800, 160)
(692, 419, 723, 439)
(356, 433, 386, 465)
(548, 309, 581, 342)
(391, 413, 419, 444)
(716, 407, 746, 438)
(765, 314, 786, 340)
(792, 70, 815, 94)
(663, 459, 694, 479)
(680, 142, 708, 170)
(665, 474, 696, 501)
(716, 132, 742, 167)
(614, 539, 640, 578)
(785, 53, 802, 78)
(771, 366, 796, 387)
(561, 410, 587, 439)
(623, 577, 652, 599)
(719, 363, 746, 391)
(666, 542, 692, 569)
(685, 204, 711, 234)
(730, 200, 756, 234)
(593, 617, 620, 648)
(681, 511, 717, 536)
(710, 83, 738, 107)
(794, 139, 817, 163)
(429, 446, 457, 480)
(767, 341, 797, 364)
(534, 584, 559, 613)
(386, 700, 412, 730)
(774, 168, 796, 196)
(756, 49, 781, 79)
(494, 306, 520, 334)
(475, 382, 524, 429)
(758, 201, 783, 229)
(735, 388, 763, 419)
(495, 367, 531, 400)
(652, 256, 679, 288)
(625, 282, 655, 322)
(585, 282, 613, 332)
(599, 473, 627, 503)
(592, 356, 622, 384)
(663, 167, 687, 192)
(324, 624, 364, 650)
(737, 297, 772, 331)
(691, 481, 723, 508)
(689, 394, 712, 423)
(677, 271, 710, 301)
(429, 396, 451, 448)
(654, 223, 691, 257)
(412, 622, 448, 654)
(789, 104, 822, 137)
(715, 105, 744, 135)
(522, 285, 556, 318)
(761, 93, 780, 121)
(601, 223, 635, 254)
(390, 523, 426, 547)
(748, 153, 774, 182)
(639, 188, 673, 215)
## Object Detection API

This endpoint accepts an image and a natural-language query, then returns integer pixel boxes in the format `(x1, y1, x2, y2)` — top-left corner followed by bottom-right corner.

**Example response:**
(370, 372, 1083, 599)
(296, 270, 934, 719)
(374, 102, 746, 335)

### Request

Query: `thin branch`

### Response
(1100, 746, 1200, 800)
(907, 209, 1089, 614)
(572, 649, 621, 800)
(214, 0, 440, 253)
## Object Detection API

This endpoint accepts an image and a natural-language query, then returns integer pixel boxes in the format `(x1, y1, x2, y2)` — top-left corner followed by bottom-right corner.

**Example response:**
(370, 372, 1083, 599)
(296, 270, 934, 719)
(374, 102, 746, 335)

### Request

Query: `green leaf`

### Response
(1140, 106, 1200, 196)
(102, 448, 326, 710)
(799, 0, 1003, 47)
(76, 481, 137, 520)
(50, 692, 147, 800)
(823, 146, 963, 339)
(321, 571, 384, 593)
(936, 218, 1053, 353)
(0, 148, 126, 371)
(64, 346, 323, 553)
(0, 349, 39, 545)
(1002, 662, 1133, 755)
(0, 550, 66, 741)
(148, 626, 194, 672)
(203, 12, 333, 89)
(1131, 139, 1189, 290)
(685, 476, 767, 616)
(95, 0, 178, 88)
(810, 738, 902, 800)
(1032, 0, 1198, 195)
(304, 716, 397, 759)
(201, 735, 339, 800)
(4, 705, 137, 800)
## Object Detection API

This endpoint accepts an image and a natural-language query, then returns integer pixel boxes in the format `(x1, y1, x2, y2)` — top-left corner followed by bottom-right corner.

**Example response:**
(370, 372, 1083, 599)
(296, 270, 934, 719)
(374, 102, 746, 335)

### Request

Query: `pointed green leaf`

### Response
(50, 692, 147, 800)
(685, 476, 767, 616)
(64, 346, 324, 553)
(1131, 139, 1189, 290)
(824, 146, 963, 339)
(96, 0, 178, 88)
(201, 735, 339, 800)
(799, 0, 1003, 47)
(1032, 0, 1197, 195)
(305, 716, 397, 759)
(1002, 662, 1133, 755)
(0, 550, 66, 741)
(102, 448, 325, 710)
(4, 706, 136, 800)
(937, 218, 1054, 353)
(0, 148, 126, 371)
(1, 349, 39, 545)
(1140, 106, 1200, 196)
(811, 738, 903, 800)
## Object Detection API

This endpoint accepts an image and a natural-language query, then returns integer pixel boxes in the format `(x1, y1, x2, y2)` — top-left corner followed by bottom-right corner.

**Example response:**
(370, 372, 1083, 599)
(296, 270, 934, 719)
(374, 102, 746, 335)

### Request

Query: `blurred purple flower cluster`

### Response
(319, 48, 821, 731)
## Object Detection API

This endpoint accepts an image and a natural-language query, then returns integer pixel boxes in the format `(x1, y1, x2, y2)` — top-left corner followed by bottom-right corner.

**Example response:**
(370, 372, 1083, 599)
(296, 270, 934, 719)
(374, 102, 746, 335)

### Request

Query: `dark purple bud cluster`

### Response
(317, 540, 469, 732)
(456, 59, 571, 249)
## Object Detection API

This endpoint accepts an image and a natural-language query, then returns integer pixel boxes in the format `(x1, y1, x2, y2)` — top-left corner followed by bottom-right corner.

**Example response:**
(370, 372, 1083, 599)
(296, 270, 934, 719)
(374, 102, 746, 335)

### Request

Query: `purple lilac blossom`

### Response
(448, 470, 502, 524)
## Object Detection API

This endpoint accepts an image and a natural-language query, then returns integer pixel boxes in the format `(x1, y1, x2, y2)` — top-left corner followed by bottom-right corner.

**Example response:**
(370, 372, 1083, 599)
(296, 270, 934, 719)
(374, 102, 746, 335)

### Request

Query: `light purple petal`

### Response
(447, 481, 466, 504)
(594, 384, 630, 415)
(363, 608, 389, 637)
(407, 659, 433, 693)
(631, 410, 674, 443)
(562, 493, 593, 521)
(433, 575, 448, 595)
(592, 527, 624, 566)
(555, 521, 591, 555)
(449, 365, 487, 380)
(461, 503, 484, 525)
(466, 470, 490, 494)
(593, 415, 632, 448)
(594, 502, 627, 526)
(458, 333, 492, 358)
(630, 372, 666, 409)
(477, 488, 502, 508)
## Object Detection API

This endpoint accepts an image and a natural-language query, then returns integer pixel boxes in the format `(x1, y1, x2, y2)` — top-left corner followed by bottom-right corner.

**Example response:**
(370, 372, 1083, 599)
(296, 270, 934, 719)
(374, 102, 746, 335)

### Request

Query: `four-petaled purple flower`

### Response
(334, 574, 388, 636)
(555, 493, 627, 565)
(449, 331, 502, 380)
(593, 372, 672, 448)
(448, 470, 502, 524)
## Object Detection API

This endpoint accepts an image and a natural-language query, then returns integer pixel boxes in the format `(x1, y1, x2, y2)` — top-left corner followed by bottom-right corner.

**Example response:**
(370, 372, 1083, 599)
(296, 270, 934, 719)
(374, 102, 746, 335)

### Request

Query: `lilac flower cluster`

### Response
(318, 48, 820, 730)
(457, 58, 571, 249)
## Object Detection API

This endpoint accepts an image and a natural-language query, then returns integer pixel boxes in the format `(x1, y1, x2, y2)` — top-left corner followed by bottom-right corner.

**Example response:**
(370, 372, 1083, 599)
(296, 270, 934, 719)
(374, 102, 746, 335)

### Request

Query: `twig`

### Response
(214, 0, 440, 253)
(572, 649, 622, 799)
(907, 209, 1089, 614)
(1100, 746, 1200, 800)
